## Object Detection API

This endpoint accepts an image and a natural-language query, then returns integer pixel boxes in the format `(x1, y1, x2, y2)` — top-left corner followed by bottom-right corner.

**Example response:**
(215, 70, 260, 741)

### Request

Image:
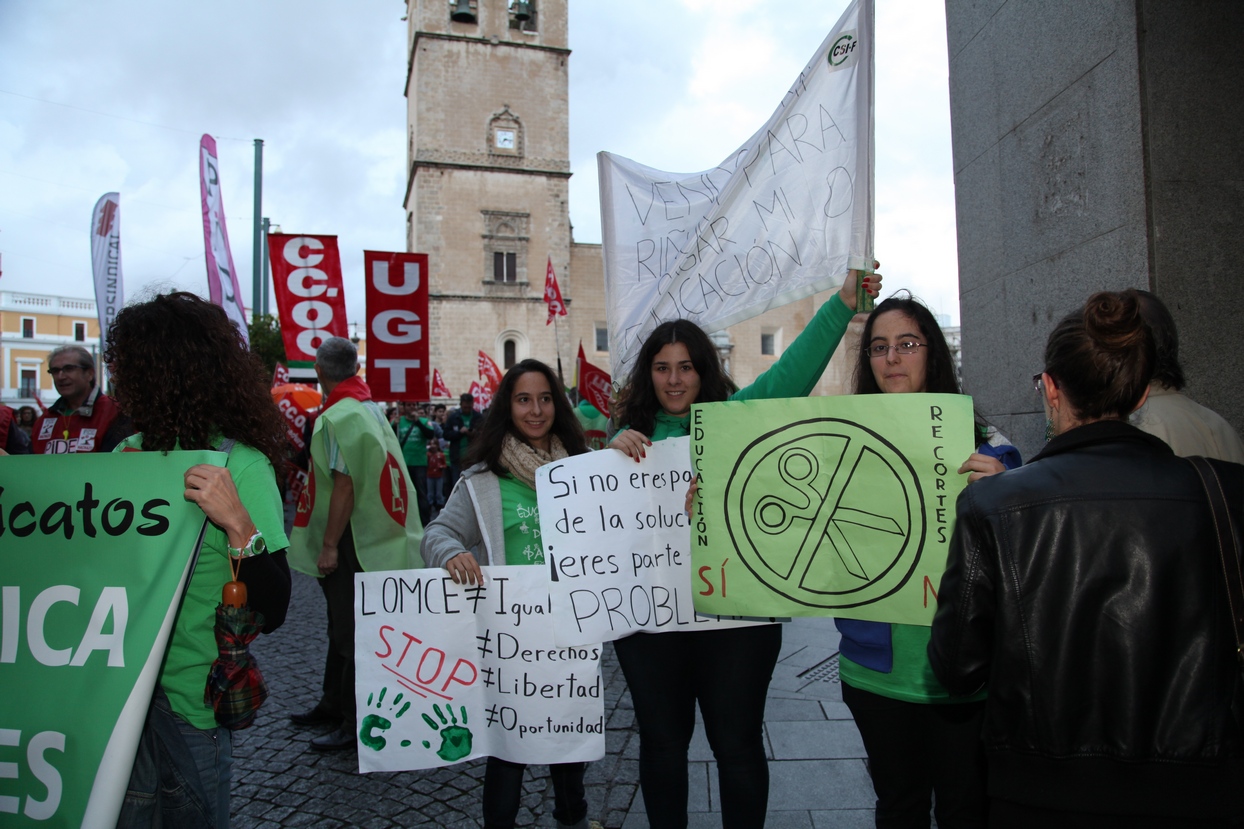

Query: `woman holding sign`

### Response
(421, 359, 599, 829)
(837, 293, 1020, 829)
(610, 267, 881, 829)
(106, 292, 291, 829)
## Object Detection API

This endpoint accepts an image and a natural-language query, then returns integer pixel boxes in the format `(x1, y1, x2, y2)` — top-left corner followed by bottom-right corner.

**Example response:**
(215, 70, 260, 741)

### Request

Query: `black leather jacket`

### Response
(929, 421, 1244, 817)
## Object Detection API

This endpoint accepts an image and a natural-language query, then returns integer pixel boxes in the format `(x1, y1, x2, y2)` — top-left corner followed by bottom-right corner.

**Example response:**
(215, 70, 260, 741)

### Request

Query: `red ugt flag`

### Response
(478, 350, 503, 391)
(544, 256, 567, 325)
(431, 368, 452, 399)
(577, 343, 612, 418)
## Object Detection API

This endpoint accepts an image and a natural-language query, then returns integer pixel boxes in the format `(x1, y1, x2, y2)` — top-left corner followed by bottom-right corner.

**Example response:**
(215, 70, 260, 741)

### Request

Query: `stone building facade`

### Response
(945, 0, 1244, 457)
(403, 0, 859, 407)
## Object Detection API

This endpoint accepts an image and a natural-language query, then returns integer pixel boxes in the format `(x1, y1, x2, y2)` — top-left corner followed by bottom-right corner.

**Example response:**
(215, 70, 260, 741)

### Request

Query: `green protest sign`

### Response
(0, 452, 218, 828)
(690, 394, 974, 625)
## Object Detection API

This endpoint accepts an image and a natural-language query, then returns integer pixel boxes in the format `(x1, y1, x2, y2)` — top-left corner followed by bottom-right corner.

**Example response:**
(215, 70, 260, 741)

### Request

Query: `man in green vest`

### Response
(287, 337, 424, 751)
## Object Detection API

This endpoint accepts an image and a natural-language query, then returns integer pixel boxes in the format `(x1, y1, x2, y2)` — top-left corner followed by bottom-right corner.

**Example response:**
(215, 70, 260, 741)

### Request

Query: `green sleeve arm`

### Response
(731, 292, 854, 402)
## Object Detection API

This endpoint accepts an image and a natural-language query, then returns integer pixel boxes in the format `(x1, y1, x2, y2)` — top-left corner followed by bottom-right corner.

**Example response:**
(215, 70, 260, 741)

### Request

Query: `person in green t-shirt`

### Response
(836, 294, 1020, 829)
(421, 360, 600, 829)
(395, 401, 436, 524)
(105, 292, 291, 829)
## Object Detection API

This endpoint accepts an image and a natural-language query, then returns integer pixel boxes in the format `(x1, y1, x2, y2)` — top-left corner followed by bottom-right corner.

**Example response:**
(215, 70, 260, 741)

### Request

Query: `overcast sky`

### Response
(0, 0, 961, 330)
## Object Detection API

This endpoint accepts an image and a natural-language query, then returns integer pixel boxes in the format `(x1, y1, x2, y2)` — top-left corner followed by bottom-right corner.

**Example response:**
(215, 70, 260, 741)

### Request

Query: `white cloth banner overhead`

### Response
(199, 134, 249, 343)
(354, 566, 604, 773)
(599, 0, 873, 379)
(90, 192, 123, 347)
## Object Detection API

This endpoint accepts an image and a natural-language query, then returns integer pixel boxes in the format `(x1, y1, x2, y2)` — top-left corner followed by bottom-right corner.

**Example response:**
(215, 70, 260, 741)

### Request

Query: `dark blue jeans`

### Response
(118, 686, 230, 829)
(483, 757, 588, 828)
(613, 624, 782, 829)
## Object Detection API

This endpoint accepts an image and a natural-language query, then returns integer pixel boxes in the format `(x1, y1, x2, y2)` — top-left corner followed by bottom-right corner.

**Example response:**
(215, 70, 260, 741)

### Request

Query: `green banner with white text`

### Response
(0, 452, 218, 828)
(690, 395, 974, 625)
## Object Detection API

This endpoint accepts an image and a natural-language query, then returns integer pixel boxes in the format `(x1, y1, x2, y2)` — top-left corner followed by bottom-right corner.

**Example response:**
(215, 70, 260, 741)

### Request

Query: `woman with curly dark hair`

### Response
(106, 291, 290, 829)
(421, 359, 597, 829)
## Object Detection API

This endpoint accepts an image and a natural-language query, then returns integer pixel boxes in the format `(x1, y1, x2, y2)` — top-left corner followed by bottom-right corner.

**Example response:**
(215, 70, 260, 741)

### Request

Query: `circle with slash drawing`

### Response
(722, 418, 925, 609)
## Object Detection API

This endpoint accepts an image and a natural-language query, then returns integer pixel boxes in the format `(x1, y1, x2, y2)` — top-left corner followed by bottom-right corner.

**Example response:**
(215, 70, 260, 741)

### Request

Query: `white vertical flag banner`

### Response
(90, 192, 124, 346)
(199, 134, 249, 342)
(598, 0, 874, 379)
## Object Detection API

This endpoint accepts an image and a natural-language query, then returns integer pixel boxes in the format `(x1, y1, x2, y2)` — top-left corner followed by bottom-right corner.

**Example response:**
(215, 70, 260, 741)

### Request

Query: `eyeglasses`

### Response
(867, 341, 927, 359)
(47, 365, 89, 376)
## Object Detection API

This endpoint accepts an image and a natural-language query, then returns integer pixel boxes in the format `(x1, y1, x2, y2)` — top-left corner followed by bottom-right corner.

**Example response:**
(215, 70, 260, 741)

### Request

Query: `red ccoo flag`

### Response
(468, 380, 493, 412)
(544, 256, 567, 325)
(431, 368, 452, 399)
(577, 343, 612, 418)
(478, 350, 503, 391)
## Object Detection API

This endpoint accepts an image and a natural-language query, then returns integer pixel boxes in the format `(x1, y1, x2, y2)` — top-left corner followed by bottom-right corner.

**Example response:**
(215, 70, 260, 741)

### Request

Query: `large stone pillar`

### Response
(946, 0, 1244, 457)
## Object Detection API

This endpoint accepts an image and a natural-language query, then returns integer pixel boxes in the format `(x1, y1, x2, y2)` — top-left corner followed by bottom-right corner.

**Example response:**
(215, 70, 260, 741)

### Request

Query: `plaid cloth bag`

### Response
(203, 438, 270, 730)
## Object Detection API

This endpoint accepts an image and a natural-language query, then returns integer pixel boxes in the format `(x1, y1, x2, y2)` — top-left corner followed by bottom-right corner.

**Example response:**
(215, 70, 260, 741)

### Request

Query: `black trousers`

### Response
(317, 523, 361, 723)
(482, 757, 588, 828)
(841, 681, 987, 829)
(613, 624, 781, 829)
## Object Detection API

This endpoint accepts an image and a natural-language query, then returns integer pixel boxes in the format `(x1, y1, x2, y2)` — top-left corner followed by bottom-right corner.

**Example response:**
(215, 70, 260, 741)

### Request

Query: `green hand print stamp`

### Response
(421, 704, 472, 762)
(359, 687, 413, 751)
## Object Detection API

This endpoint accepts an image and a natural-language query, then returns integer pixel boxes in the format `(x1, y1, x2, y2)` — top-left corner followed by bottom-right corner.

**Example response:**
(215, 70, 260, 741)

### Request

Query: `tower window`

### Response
(74, 322, 87, 342)
(494, 252, 517, 283)
(595, 325, 609, 353)
(760, 333, 775, 356)
(504, 339, 517, 368)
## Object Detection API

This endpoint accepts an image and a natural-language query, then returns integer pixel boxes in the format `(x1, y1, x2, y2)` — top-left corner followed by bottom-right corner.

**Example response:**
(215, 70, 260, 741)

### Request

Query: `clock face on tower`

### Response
(495, 129, 516, 150)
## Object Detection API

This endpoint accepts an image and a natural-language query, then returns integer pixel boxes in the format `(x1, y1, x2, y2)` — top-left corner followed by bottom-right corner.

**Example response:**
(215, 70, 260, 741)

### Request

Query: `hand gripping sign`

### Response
(354, 566, 604, 773)
(690, 394, 975, 625)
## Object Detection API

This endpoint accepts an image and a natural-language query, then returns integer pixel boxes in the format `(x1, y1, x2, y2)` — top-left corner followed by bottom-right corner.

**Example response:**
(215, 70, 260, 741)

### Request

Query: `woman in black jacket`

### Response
(929, 290, 1244, 827)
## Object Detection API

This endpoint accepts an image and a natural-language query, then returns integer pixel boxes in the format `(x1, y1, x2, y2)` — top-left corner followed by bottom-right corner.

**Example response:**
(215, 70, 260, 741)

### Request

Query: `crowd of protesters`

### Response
(8, 281, 1243, 829)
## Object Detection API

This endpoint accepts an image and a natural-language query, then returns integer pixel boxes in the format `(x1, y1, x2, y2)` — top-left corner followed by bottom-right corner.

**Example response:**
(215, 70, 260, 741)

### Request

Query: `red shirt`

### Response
(32, 387, 121, 454)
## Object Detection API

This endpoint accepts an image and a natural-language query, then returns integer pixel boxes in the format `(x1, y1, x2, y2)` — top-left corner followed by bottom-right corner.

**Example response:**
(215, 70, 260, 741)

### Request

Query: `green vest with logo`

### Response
(290, 397, 424, 576)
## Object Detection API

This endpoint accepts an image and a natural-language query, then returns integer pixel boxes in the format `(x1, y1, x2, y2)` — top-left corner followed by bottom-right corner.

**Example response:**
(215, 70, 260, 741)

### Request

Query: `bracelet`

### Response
(228, 528, 266, 558)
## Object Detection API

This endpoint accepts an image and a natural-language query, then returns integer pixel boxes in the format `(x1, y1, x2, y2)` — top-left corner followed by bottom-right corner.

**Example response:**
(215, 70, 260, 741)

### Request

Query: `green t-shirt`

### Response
(396, 416, 430, 467)
(115, 435, 290, 728)
(497, 474, 544, 566)
(839, 623, 985, 704)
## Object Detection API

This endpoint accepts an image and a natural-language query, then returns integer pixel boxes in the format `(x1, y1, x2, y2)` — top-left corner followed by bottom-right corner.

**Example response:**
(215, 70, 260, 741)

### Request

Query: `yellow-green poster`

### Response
(0, 452, 216, 828)
(690, 394, 974, 625)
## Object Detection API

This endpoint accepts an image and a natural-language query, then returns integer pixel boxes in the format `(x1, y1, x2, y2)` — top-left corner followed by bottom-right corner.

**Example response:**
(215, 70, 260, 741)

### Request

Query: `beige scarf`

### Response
(500, 432, 568, 489)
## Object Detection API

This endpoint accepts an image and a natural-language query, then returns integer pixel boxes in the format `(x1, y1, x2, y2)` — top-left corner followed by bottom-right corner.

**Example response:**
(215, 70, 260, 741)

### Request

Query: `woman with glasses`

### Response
(609, 266, 881, 829)
(929, 291, 1244, 827)
(838, 294, 1021, 829)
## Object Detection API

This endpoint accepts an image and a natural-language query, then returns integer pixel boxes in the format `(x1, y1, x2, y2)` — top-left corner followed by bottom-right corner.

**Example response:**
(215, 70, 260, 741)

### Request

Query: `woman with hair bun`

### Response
(929, 289, 1244, 826)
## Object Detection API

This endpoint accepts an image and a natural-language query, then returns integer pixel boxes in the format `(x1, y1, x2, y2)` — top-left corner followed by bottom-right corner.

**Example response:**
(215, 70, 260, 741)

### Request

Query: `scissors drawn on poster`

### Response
(691, 394, 975, 625)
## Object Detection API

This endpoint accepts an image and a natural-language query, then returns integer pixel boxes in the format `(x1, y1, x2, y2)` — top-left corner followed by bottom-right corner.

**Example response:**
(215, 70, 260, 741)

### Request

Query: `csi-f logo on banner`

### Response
(365, 251, 430, 400)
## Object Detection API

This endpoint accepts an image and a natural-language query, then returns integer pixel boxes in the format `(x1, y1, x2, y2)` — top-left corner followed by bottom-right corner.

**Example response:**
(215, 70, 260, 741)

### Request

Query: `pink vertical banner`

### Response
(199, 134, 249, 342)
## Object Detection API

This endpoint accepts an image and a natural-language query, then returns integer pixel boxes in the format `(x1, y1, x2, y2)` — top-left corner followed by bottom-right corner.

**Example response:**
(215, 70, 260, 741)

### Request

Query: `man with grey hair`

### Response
(32, 344, 126, 453)
(287, 337, 424, 751)
(1131, 291, 1244, 462)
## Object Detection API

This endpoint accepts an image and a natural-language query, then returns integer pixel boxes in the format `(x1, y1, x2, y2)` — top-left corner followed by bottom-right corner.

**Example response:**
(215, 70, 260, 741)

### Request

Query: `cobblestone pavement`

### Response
(231, 572, 641, 828)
